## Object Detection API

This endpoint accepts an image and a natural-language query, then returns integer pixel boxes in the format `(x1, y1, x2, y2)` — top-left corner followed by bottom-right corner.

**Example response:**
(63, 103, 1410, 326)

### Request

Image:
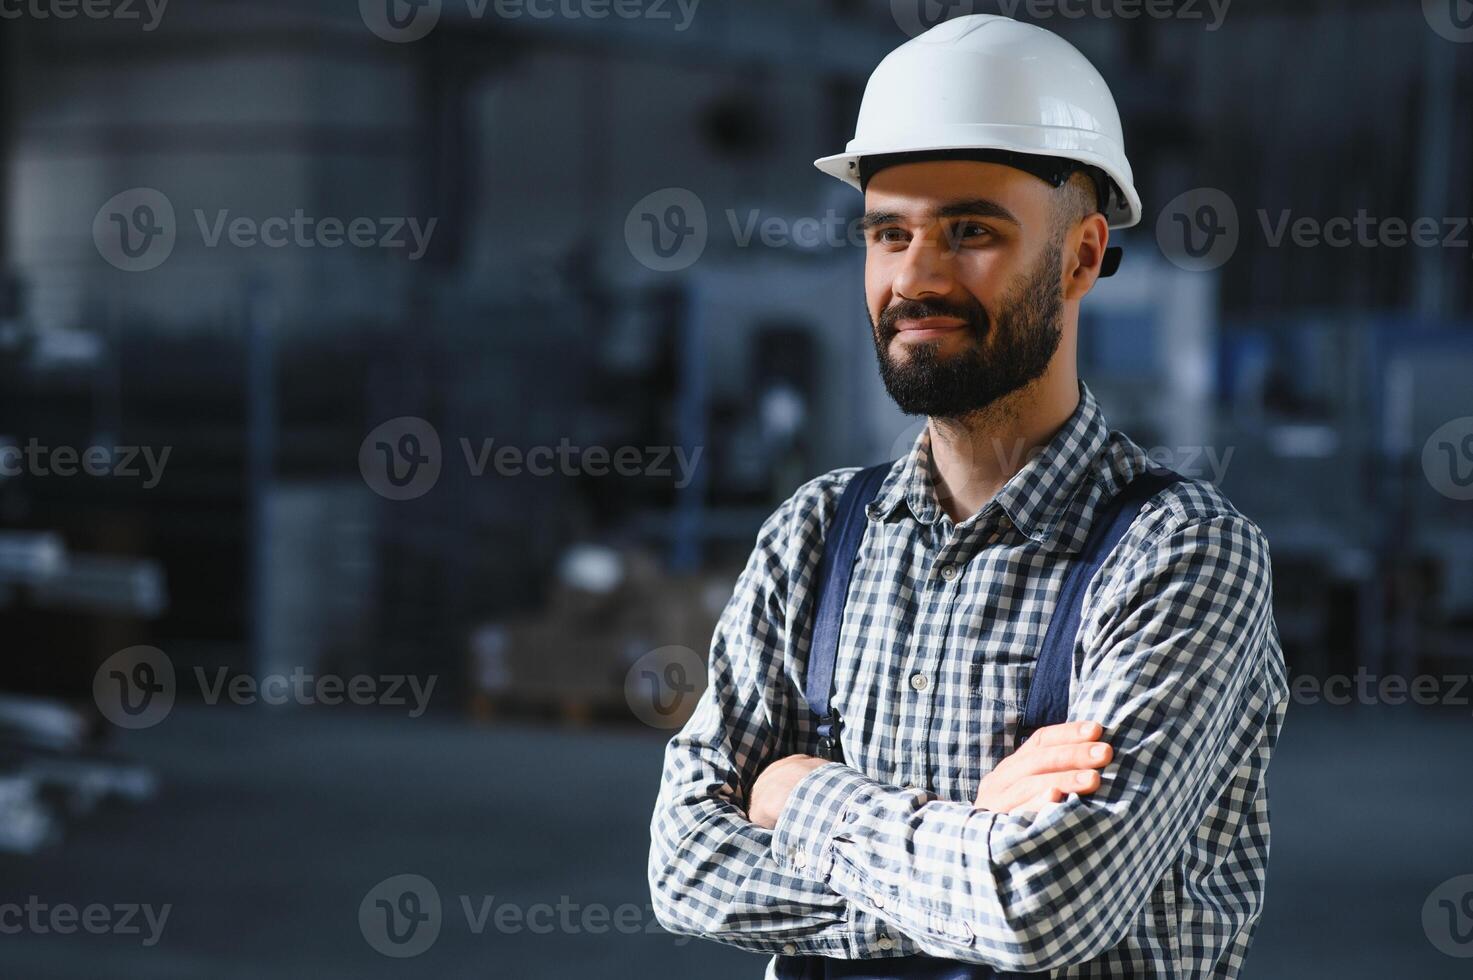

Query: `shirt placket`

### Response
(896, 514, 979, 795)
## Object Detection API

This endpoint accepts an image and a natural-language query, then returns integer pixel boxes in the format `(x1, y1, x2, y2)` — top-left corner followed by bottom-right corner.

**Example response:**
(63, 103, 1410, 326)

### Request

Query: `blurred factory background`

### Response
(0, 1, 1470, 977)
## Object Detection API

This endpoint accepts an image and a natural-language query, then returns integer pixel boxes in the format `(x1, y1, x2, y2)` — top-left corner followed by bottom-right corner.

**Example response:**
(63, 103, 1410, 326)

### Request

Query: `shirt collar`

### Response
(865, 380, 1110, 544)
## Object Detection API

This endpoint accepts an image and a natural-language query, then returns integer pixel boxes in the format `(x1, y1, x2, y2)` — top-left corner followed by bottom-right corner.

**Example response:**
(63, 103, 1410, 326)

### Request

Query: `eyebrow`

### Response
(859, 198, 1021, 231)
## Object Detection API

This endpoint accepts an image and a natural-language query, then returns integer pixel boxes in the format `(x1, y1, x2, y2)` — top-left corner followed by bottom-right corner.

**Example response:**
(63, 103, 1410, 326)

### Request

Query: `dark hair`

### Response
(857, 148, 1115, 217)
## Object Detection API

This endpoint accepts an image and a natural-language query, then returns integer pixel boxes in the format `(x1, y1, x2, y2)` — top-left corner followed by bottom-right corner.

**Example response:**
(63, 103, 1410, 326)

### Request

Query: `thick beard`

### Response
(871, 243, 1064, 421)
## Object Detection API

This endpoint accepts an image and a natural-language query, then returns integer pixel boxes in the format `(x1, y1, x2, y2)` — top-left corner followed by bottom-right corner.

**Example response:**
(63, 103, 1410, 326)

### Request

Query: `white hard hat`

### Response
(815, 14, 1142, 231)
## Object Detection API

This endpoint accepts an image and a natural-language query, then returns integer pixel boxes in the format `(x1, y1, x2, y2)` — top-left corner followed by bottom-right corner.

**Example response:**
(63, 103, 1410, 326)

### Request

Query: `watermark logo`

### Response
(94, 188, 176, 273)
(625, 188, 707, 272)
(360, 874, 442, 958)
(624, 646, 707, 729)
(1422, 417, 1473, 501)
(360, 417, 443, 501)
(93, 646, 176, 730)
(0, 0, 168, 30)
(1424, 874, 1473, 957)
(1424, 0, 1473, 43)
(360, 0, 442, 42)
(1157, 187, 1239, 271)
(890, 0, 977, 37)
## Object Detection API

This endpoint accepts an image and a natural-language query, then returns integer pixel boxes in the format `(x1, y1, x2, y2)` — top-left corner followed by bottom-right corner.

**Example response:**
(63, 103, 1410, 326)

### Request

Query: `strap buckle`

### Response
(815, 714, 844, 762)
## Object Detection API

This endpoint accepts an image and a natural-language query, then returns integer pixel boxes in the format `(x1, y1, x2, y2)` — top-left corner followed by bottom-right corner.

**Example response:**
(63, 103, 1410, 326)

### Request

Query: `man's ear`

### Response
(1063, 212, 1110, 301)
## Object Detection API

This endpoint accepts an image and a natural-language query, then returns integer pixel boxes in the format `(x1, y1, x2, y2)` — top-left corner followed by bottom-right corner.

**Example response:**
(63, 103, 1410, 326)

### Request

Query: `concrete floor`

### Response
(1, 702, 1469, 979)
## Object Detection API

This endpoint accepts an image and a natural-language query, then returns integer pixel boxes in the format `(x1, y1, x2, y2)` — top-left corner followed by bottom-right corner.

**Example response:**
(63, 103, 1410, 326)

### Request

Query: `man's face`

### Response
(862, 160, 1066, 420)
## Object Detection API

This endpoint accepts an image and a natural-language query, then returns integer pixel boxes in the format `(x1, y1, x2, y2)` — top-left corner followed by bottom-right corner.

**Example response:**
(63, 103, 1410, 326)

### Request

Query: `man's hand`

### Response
(974, 720, 1113, 814)
(748, 754, 831, 830)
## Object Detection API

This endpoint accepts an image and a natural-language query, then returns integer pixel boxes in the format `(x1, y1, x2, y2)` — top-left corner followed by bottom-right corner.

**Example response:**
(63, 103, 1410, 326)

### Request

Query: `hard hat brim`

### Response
(815, 132, 1142, 230)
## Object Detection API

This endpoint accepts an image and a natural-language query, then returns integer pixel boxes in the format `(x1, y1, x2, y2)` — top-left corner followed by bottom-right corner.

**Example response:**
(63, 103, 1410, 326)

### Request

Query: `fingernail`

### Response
(1078, 722, 1095, 736)
(1076, 771, 1093, 786)
(1090, 744, 1109, 760)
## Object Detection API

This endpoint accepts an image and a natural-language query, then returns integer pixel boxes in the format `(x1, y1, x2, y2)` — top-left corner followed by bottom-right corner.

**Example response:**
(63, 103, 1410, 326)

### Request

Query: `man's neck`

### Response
(927, 369, 1080, 525)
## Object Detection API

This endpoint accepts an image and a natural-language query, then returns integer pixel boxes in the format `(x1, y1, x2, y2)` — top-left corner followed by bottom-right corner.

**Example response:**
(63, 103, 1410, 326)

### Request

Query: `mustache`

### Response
(877, 297, 989, 337)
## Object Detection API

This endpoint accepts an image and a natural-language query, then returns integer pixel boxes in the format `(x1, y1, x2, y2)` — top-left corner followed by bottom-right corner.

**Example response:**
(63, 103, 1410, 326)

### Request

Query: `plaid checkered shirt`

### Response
(648, 380, 1290, 977)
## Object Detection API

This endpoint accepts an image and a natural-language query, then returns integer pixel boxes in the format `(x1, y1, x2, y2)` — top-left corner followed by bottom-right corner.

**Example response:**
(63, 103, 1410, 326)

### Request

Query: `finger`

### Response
(1041, 740, 1112, 773)
(995, 723, 1105, 782)
(1004, 740, 1112, 782)
(1025, 719, 1107, 754)
(1001, 770, 1101, 810)
(1023, 720, 1104, 750)
(1006, 786, 1065, 815)
(995, 776, 1061, 814)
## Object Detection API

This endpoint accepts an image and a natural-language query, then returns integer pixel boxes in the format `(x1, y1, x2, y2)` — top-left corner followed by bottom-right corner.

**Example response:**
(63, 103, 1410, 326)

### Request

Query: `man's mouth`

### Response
(893, 316, 966, 341)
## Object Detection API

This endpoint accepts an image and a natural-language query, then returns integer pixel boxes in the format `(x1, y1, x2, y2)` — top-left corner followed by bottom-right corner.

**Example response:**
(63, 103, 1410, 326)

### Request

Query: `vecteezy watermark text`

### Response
(359, 417, 703, 501)
(459, 438, 701, 484)
(194, 210, 437, 260)
(195, 667, 436, 718)
(360, 0, 700, 44)
(0, 440, 170, 488)
(0, 897, 170, 947)
(0, 0, 168, 30)
(890, 0, 1231, 37)
(93, 188, 438, 272)
(1157, 187, 1473, 272)
(1258, 210, 1473, 251)
(1292, 669, 1473, 714)
(359, 874, 686, 958)
(93, 646, 437, 729)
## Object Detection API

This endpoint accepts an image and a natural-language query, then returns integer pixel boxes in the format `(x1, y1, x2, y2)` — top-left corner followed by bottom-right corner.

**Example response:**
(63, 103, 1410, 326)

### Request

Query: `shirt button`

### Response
(876, 935, 895, 951)
(939, 563, 958, 581)
(782, 942, 797, 955)
(909, 672, 930, 692)
(998, 514, 1013, 532)
(793, 850, 808, 870)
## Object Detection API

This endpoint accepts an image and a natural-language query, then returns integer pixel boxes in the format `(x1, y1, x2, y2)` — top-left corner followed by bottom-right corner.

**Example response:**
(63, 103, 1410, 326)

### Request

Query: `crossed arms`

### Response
(647, 489, 1278, 972)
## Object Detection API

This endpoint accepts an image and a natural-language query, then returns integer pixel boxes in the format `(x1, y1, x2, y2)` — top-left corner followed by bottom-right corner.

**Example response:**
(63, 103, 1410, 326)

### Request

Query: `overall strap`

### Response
(804, 462, 894, 763)
(1017, 467, 1186, 743)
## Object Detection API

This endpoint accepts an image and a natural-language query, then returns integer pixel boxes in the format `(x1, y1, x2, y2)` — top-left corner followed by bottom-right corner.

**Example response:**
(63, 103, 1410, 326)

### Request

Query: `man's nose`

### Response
(891, 232, 956, 299)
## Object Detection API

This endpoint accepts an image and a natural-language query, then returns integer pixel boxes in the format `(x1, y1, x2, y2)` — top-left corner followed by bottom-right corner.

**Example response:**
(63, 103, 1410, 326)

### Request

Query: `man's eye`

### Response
(950, 222, 991, 242)
(875, 228, 907, 245)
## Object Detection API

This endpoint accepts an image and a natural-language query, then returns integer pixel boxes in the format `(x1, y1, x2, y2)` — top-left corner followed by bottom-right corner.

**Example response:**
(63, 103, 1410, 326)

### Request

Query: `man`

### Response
(649, 14, 1288, 979)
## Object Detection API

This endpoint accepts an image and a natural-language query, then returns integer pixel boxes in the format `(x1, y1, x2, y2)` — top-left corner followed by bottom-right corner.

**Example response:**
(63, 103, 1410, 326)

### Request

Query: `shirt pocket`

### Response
(969, 655, 1032, 709)
(953, 656, 1031, 789)
(966, 654, 1033, 766)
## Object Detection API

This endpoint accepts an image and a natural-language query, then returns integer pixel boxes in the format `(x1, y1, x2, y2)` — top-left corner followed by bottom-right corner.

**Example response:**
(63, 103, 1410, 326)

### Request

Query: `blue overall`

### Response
(774, 462, 1185, 980)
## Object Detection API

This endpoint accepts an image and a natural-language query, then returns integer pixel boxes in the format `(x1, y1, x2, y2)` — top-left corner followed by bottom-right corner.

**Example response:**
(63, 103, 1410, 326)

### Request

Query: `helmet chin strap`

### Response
(858, 147, 1126, 278)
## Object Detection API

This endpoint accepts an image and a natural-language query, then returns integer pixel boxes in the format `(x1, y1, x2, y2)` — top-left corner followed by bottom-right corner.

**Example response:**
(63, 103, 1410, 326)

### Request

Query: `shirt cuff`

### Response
(770, 762, 880, 882)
